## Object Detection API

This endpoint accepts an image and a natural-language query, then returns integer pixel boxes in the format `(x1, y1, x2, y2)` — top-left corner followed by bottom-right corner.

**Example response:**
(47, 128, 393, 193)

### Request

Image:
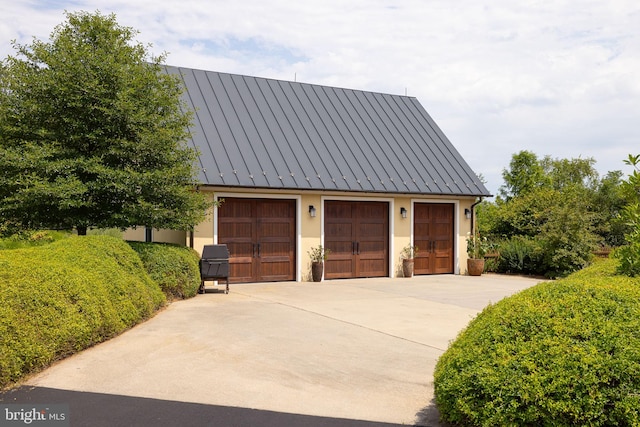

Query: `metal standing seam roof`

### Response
(165, 65, 491, 197)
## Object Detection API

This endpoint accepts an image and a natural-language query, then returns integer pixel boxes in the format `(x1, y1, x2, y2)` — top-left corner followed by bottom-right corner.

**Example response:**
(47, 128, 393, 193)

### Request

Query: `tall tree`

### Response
(541, 156, 599, 191)
(499, 150, 547, 200)
(0, 11, 208, 235)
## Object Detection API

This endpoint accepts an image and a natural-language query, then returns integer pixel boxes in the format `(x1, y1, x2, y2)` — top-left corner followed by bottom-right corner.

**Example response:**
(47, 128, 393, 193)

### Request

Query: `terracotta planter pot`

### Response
(311, 262, 324, 282)
(402, 258, 415, 278)
(467, 258, 485, 276)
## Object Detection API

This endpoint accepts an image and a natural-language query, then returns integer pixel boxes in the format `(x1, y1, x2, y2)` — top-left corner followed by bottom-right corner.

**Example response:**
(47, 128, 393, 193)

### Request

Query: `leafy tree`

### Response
(0, 11, 208, 235)
(485, 151, 623, 276)
(541, 156, 599, 191)
(593, 170, 627, 247)
(538, 185, 599, 277)
(615, 154, 640, 276)
(499, 150, 547, 200)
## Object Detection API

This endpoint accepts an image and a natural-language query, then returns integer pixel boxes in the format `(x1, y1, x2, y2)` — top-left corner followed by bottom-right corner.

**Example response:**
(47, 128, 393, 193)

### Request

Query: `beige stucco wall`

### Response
(458, 197, 476, 275)
(300, 193, 322, 281)
(394, 196, 413, 277)
(189, 192, 216, 256)
(123, 227, 186, 245)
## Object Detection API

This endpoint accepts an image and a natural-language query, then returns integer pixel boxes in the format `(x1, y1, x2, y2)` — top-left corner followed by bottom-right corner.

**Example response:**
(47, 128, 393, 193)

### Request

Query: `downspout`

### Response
(470, 197, 483, 235)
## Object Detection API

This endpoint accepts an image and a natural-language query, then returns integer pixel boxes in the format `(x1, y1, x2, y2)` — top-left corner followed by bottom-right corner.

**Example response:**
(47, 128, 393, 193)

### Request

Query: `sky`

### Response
(2, 1, 639, 196)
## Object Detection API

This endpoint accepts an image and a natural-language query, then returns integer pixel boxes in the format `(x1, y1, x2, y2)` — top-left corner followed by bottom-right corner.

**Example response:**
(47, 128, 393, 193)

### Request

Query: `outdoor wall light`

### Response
(400, 207, 407, 218)
(465, 208, 472, 219)
(309, 205, 317, 218)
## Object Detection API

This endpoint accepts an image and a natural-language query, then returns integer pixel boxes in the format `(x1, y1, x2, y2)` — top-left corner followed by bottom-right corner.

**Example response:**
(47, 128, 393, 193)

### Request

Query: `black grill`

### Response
(199, 244, 230, 294)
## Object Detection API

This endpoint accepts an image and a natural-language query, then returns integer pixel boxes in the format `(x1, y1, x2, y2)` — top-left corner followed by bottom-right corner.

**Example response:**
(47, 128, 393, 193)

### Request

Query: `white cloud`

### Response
(3, 0, 639, 195)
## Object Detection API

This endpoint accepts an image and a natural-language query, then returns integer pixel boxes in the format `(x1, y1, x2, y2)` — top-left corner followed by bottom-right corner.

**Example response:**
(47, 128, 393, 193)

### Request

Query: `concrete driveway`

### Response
(5, 274, 543, 426)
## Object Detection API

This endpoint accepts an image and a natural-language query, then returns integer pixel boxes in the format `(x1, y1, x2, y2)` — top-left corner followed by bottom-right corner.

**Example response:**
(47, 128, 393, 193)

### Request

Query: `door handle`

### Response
(257, 243, 261, 257)
(356, 242, 360, 255)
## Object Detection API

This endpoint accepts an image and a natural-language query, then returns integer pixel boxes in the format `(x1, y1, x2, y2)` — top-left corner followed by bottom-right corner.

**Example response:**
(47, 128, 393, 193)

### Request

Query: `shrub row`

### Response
(128, 241, 201, 299)
(434, 258, 640, 426)
(0, 236, 166, 388)
(0, 230, 71, 250)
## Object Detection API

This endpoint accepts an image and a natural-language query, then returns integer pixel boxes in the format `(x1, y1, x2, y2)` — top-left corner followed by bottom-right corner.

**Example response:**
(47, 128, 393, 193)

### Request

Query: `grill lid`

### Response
(202, 244, 229, 260)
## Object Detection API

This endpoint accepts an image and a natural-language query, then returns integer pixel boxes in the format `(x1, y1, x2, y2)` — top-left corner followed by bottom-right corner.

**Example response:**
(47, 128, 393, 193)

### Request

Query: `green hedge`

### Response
(0, 230, 71, 250)
(128, 241, 201, 299)
(0, 236, 165, 388)
(434, 258, 640, 426)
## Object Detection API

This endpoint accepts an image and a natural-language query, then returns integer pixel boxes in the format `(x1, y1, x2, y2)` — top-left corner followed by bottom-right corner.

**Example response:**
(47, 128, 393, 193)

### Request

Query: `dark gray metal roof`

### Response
(166, 65, 490, 197)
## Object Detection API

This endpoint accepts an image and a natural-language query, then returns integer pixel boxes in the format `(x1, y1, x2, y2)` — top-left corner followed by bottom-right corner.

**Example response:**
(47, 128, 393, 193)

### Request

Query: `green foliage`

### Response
(0, 236, 165, 388)
(308, 245, 331, 263)
(541, 156, 599, 191)
(496, 236, 543, 275)
(0, 11, 208, 235)
(87, 228, 124, 239)
(128, 242, 201, 299)
(400, 244, 419, 259)
(434, 259, 640, 426)
(592, 170, 628, 247)
(499, 150, 547, 200)
(615, 155, 640, 277)
(615, 158, 640, 275)
(614, 233, 640, 277)
(482, 151, 622, 277)
(0, 230, 71, 250)
(537, 186, 599, 278)
(466, 233, 489, 259)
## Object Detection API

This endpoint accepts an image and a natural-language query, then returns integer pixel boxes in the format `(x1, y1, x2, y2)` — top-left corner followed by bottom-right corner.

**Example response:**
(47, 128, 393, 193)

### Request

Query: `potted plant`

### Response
(466, 232, 488, 276)
(401, 244, 419, 278)
(308, 245, 330, 282)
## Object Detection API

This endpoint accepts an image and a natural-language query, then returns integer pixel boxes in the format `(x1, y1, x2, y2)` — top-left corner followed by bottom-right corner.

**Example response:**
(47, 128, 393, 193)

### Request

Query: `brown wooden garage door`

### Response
(324, 201, 389, 279)
(414, 203, 454, 275)
(218, 198, 296, 283)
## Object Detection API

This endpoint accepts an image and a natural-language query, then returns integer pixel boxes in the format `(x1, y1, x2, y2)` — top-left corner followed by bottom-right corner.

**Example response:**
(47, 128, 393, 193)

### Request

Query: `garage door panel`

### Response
(227, 242, 253, 258)
(261, 242, 291, 256)
(413, 203, 454, 275)
(220, 199, 253, 217)
(259, 202, 290, 217)
(360, 223, 385, 237)
(219, 223, 253, 240)
(331, 241, 354, 255)
(325, 223, 353, 240)
(359, 241, 385, 256)
(219, 198, 296, 283)
(359, 259, 386, 277)
(325, 259, 354, 278)
(414, 223, 430, 234)
(326, 202, 353, 218)
(325, 201, 388, 279)
(259, 222, 291, 238)
(259, 259, 292, 281)
(229, 262, 254, 283)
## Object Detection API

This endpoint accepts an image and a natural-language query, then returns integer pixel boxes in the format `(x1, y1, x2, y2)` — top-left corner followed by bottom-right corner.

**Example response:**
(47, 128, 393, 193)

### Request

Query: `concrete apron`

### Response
(26, 274, 543, 426)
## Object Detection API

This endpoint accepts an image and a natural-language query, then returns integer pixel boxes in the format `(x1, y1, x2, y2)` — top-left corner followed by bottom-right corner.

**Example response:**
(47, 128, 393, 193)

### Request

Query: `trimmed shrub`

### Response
(434, 258, 640, 426)
(128, 242, 201, 299)
(496, 236, 543, 275)
(0, 236, 165, 388)
(0, 230, 71, 250)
